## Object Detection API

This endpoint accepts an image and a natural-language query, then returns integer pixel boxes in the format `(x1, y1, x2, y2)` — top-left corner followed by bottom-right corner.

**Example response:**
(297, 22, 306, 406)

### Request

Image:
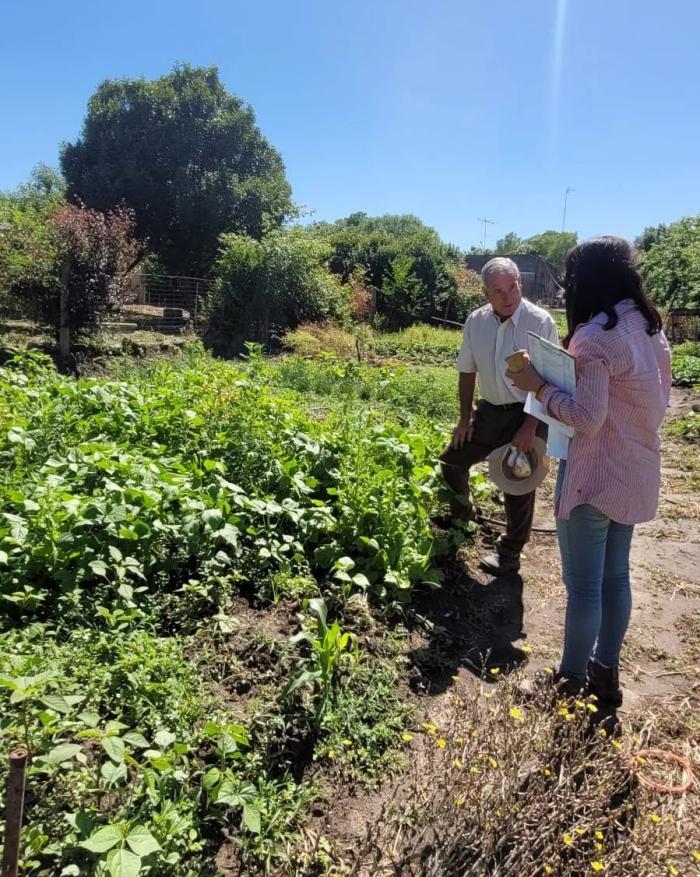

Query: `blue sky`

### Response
(1, 0, 698, 250)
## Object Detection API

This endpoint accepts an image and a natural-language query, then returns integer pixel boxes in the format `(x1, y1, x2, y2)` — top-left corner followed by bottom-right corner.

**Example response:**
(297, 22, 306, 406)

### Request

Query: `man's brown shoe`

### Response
(479, 552, 520, 575)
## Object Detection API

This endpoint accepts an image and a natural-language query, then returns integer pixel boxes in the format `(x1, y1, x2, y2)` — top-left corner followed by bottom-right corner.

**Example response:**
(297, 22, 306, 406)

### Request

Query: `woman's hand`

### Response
(506, 351, 545, 392)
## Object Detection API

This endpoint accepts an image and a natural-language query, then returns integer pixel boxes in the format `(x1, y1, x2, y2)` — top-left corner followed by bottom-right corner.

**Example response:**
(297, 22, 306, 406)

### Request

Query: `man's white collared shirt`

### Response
(455, 298, 559, 405)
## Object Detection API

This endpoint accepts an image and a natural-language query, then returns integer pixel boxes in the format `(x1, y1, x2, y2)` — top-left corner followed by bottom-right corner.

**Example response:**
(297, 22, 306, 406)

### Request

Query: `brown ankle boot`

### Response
(587, 660, 622, 708)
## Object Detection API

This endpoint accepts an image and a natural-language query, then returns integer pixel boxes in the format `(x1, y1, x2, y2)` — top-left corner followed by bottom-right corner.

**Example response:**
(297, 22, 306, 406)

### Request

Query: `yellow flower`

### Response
(328, 750, 336, 760)
(402, 733, 413, 743)
(649, 814, 662, 824)
(544, 867, 554, 875)
(437, 738, 447, 749)
(422, 722, 437, 735)
(451, 675, 459, 682)
(575, 699, 586, 708)
(598, 728, 607, 738)
(595, 831, 604, 841)
(453, 758, 463, 769)
(611, 739, 623, 751)
(455, 797, 465, 807)
(489, 757, 498, 769)
(455, 737, 465, 745)
(483, 691, 493, 699)
(490, 666, 501, 676)
(470, 765, 480, 774)
(576, 827, 587, 836)
(509, 707, 524, 721)
(543, 768, 552, 777)
(521, 644, 532, 655)
(667, 865, 679, 877)
(544, 666, 554, 675)
(636, 755, 647, 765)
(692, 851, 700, 863)
(587, 703, 599, 713)
(595, 843, 603, 852)
(563, 833, 574, 846)
(342, 739, 353, 747)
(591, 862, 605, 873)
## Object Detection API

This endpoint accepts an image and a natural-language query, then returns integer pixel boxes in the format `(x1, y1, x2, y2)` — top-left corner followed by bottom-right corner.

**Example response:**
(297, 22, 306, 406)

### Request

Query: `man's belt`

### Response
(480, 400, 523, 411)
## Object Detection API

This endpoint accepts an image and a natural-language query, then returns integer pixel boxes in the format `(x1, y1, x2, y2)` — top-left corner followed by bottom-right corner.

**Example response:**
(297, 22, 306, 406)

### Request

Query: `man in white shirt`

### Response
(440, 257, 559, 575)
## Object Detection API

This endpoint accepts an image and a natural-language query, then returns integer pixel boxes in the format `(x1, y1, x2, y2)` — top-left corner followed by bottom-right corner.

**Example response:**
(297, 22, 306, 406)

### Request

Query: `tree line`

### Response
(1, 63, 698, 353)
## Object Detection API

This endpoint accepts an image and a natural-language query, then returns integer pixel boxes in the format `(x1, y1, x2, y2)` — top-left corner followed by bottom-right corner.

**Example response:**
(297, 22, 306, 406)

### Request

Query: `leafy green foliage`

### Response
(671, 341, 700, 387)
(310, 212, 462, 329)
(0, 167, 64, 307)
(205, 226, 349, 351)
(0, 345, 488, 874)
(61, 63, 293, 276)
(0, 172, 140, 336)
(495, 230, 577, 273)
(316, 659, 412, 782)
(285, 598, 358, 724)
(638, 215, 700, 308)
(667, 411, 700, 442)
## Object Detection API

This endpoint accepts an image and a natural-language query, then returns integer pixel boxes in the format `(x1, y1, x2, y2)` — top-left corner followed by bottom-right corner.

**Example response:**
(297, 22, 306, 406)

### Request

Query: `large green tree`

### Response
(310, 213, 460, 329)
(61, 64, 293, 276)
(521, 230, 577, 273)
(495, 232, 523, 254)
(637, 215, 700, 308)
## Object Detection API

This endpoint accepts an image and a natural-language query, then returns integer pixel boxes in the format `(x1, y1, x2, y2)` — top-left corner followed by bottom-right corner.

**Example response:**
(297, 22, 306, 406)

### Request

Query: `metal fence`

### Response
(101, 273, 212, 333)
(665, 308, 700, 344)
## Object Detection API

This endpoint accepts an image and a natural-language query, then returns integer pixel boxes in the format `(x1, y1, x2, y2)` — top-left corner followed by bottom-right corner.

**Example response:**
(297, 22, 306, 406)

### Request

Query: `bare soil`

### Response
(310, 388, 700, 870)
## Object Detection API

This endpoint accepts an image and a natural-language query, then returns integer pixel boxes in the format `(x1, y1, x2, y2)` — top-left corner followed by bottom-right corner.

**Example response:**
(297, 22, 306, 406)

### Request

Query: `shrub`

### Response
(204, 227, 350, 353)
(353, 681, 697, 876)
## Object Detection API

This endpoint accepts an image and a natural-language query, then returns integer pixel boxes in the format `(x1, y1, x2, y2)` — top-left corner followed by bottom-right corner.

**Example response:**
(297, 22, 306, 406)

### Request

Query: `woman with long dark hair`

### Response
(509, 236, 671, 706)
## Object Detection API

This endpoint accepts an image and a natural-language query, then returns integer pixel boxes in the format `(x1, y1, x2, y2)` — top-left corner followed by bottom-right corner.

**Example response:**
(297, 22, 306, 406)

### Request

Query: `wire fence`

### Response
(100, 273, 213, 333)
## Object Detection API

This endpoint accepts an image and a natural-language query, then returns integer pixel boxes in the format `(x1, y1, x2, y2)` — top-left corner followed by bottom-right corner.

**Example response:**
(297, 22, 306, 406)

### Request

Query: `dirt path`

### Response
(316, 388, 700, 869)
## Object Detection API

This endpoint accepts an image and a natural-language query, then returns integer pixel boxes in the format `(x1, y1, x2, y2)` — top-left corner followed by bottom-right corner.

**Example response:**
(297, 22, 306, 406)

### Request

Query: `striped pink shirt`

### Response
(543, 300, 672, 524)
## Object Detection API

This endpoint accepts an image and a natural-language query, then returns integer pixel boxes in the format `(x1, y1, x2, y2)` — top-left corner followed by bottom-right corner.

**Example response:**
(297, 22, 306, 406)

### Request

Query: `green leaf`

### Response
(122, 731, 149, 749)
(80, 824, 122, 853)
(242, 802, 261, 834)
(102, 736, 125, 763)
(214, 779, 241, 806)
(203, 767, 221, 792)
(101, 761, 128, 785)
(43, 694, 85, 714)
(90, 560, 109, 579)
(46, 743, 82, 764)
(117, 583, 134, 601)
(154, 730, 176, 750)
(125, 825, 161, 857)
(351, 573, 370, 589)
(334, 556, 355, 572)
(107, 847, 141, 877)
(78, 710, 101, 727)
(0, 550, 8, 565)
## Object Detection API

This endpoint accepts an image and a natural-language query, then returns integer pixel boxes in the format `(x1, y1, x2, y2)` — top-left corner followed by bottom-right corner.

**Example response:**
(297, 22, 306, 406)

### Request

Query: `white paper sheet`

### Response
(524, 332, 577, 459)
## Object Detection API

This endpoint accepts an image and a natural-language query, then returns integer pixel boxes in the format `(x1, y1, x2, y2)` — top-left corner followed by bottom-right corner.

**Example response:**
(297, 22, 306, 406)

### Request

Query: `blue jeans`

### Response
(555, 463, 635, 680)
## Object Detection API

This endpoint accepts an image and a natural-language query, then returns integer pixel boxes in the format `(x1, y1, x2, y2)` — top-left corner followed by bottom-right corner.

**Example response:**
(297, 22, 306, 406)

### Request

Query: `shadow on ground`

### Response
(407, 539, 529, 695)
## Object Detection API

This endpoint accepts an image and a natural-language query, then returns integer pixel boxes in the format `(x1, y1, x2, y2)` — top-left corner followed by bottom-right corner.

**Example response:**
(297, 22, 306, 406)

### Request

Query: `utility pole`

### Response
(561, 187, 575, 233)
(476, 217, 495, 250)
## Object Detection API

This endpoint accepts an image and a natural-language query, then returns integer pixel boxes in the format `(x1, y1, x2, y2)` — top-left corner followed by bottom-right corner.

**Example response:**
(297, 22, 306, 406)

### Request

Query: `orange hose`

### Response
(628, 748, 695, 795)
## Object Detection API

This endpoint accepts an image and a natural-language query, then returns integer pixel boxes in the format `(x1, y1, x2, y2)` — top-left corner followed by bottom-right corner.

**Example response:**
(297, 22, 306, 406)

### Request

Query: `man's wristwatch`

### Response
(535, 382, 548, 402)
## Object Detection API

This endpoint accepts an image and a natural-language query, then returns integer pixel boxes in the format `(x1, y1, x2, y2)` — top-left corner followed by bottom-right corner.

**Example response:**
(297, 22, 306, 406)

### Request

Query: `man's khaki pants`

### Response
(439, 399, 546, 558)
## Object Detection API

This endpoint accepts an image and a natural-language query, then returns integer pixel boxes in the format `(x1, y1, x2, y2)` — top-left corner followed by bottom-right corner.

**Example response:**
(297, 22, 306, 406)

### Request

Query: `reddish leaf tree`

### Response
(30, 203, 140, 336)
